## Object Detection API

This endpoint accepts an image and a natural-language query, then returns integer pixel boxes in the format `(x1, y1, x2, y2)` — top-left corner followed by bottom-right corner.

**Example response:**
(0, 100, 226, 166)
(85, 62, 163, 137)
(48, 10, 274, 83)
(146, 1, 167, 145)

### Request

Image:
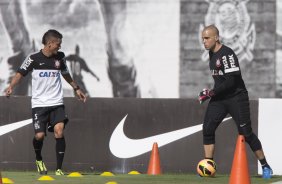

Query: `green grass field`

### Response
(1, 171, 282, 184)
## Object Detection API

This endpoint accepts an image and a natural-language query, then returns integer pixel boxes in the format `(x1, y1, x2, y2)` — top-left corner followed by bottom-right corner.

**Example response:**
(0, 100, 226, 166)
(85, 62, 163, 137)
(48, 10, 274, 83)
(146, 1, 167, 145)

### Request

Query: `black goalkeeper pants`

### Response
(203, 91, 262, 152)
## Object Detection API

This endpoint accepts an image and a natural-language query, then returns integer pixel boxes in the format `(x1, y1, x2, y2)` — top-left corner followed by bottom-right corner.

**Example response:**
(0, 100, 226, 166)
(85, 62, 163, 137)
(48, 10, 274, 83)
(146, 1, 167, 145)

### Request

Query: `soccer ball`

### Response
(197, 159, 217, 177)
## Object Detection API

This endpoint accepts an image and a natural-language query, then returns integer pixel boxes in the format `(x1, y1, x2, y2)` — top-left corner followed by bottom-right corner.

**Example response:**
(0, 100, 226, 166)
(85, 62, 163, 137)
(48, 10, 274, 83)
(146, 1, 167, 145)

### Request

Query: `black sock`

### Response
(259, 158, 270, 169)
(56, 137, 66, 170)
(33, 137, 43, 161)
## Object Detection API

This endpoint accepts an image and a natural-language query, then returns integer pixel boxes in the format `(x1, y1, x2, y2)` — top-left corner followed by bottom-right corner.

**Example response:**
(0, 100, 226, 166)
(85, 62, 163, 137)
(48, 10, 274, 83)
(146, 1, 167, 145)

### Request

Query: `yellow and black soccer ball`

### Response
(197, 159, 217, 177)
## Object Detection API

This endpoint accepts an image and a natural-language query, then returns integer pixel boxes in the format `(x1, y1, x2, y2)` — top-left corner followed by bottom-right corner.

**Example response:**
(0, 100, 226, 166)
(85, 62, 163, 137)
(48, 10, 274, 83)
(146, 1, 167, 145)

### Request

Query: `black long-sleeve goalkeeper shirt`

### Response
(209, 45, 247, 100)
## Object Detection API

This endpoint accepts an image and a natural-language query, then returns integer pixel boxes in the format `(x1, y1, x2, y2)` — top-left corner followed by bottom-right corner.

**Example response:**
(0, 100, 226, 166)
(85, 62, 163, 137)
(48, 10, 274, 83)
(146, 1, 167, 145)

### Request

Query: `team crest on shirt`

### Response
(199, 0, 256, 62)
(54, 60, 60, 69)
(216, 59, 221, 68)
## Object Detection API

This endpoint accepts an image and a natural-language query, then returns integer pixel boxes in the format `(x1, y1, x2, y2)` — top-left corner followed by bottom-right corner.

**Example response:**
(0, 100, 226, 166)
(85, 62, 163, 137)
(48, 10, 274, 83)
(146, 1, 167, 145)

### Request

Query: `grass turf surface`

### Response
(1, 171, 282, 184)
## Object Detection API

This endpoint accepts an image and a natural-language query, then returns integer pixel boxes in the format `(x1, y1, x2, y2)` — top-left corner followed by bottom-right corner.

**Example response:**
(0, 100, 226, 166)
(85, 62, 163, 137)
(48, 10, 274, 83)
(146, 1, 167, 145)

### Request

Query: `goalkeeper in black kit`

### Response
(198, 25, 272, 178)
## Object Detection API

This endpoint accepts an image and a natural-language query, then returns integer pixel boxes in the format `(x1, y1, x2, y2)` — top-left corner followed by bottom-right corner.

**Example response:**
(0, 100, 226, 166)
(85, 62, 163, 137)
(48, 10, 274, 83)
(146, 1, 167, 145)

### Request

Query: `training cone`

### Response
(229, 135, 251, 184)
(67, 172, 83, 177)
(147, 142, 162, 175)
(2, 178, 14, 184)
(100, 172, 115, 176)
(128, 171, 140, 175)
(38, 175, 55, 181)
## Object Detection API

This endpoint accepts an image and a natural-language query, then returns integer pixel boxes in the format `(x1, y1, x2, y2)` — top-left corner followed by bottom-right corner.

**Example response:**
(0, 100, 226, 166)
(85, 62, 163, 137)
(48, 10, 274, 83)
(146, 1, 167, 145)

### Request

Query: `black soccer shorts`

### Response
(32, 105, 69, 134)
(203, 91, 253, 145)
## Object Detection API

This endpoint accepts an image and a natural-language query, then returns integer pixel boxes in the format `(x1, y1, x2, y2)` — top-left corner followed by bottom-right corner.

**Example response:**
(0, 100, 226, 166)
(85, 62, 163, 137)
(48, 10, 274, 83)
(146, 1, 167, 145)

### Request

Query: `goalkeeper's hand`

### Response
(198, 88, 215, 104)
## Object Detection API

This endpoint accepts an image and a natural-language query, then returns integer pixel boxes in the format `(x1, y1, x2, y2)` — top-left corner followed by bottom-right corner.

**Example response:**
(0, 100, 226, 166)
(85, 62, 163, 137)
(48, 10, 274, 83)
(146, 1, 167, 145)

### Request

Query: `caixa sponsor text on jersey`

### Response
(39, 71, 60, 77)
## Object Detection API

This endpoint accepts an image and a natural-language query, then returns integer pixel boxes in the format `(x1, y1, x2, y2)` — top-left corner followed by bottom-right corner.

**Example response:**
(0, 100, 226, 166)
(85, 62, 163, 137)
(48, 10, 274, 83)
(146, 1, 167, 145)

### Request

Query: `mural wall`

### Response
(180, 0, 281, 99)
(0, 0, 179, 98)
(0, 0, 281, 99)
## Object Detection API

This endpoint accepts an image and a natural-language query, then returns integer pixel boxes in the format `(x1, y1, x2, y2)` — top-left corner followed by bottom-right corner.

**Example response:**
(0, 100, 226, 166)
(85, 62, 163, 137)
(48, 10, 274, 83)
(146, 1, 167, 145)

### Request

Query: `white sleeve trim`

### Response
(225, 67, 240, 73)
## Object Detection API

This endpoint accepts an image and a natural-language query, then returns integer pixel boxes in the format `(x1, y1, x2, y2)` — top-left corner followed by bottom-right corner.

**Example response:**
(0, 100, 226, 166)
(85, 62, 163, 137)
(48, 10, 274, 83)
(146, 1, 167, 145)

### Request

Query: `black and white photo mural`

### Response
(0, 0, 281, 99)
(276, 0, 282, 97)
(0, 0, 179, 98)
(180, 0, 279, 99)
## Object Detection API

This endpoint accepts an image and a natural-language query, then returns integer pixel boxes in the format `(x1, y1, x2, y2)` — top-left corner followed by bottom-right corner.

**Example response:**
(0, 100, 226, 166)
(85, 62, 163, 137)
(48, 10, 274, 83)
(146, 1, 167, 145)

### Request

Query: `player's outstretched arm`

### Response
(62, 73, 87, 102)
(5, 72, 23, 97)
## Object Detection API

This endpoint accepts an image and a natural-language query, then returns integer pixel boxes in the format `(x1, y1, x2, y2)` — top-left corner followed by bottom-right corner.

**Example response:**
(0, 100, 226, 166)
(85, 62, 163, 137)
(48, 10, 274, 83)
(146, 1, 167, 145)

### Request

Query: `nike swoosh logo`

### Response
(0, 119, 32, 136)
(109, 115, 232, 158)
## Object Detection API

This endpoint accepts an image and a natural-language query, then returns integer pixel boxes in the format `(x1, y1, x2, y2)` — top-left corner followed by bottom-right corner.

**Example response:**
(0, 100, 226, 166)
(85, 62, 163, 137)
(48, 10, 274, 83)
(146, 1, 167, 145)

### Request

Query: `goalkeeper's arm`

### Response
(212, 75, 236, 96)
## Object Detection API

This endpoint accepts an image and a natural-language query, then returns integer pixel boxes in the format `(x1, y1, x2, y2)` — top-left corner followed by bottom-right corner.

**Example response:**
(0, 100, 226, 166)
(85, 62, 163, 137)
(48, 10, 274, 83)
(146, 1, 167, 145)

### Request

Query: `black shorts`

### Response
(203, 91, 252, 144)
(32, 105, 69, 134)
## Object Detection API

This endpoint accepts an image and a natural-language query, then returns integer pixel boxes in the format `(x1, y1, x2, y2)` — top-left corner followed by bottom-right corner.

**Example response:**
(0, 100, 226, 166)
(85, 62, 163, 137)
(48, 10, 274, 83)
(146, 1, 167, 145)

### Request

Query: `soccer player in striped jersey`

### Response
(5, 29, 87, 175)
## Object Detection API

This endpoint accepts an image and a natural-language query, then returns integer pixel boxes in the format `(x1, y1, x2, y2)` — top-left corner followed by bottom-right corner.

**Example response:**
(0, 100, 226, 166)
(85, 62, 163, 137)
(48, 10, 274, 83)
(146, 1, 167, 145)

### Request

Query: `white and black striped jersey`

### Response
(209, 45, 247, 99)
(17, 50, 70, 108)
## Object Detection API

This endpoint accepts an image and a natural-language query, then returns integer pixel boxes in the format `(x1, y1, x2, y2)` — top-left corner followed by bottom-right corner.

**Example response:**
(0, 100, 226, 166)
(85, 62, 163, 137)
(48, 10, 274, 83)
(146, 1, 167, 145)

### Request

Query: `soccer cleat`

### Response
(55, 169, 64, 176)
(36, 160, 47, 175)
(262, 167, 273, 179)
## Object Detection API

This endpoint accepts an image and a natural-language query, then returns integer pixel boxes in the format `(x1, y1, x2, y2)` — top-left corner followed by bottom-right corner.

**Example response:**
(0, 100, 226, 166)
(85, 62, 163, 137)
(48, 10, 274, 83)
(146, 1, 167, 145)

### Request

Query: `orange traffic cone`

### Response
(229, 135, 251, 184)
(147, 142, 162, 175)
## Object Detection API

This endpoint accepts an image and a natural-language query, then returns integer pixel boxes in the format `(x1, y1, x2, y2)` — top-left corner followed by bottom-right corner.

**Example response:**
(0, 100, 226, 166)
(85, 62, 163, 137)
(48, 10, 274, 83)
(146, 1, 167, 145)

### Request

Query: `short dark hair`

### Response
(42, 29, 63, 45)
